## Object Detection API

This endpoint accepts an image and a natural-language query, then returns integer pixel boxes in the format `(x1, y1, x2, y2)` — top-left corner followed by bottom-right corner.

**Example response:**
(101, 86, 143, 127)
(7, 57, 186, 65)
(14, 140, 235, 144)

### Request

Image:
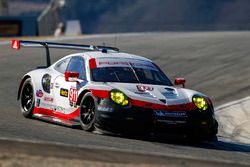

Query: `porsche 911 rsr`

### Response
(12, 40, 218, 141)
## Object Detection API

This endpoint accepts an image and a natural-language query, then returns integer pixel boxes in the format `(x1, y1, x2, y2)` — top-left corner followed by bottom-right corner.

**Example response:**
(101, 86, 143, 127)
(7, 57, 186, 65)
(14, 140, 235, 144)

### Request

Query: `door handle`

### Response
(54, 82, 60, 88)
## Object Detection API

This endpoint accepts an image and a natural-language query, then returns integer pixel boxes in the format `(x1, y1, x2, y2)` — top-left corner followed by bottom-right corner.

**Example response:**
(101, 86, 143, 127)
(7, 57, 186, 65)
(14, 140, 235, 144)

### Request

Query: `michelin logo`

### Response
(154, 110, 187, 118)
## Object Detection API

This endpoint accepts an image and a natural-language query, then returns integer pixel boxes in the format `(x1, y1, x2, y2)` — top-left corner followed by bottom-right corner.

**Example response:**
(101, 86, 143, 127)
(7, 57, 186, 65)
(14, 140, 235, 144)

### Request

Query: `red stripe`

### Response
(89, 58, 97, 69)
(90, 89, 109, 98)
(33, 107, 80, 120)
(89, 89, 196, 111)
(131, 99, 196, 111)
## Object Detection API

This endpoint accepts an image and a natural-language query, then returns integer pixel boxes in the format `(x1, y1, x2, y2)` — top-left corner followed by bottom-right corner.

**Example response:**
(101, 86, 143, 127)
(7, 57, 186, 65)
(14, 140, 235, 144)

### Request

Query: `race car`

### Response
(12, 40, 218, 140)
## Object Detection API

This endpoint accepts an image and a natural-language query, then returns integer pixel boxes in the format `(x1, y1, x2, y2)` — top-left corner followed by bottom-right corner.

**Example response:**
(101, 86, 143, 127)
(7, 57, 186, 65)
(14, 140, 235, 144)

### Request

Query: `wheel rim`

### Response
(21, 83, 33, 112)
(81, 97, 95, 126)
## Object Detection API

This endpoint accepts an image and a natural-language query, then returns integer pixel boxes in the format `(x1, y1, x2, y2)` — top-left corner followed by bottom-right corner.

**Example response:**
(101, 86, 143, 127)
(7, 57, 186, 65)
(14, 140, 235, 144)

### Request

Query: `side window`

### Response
(54, 58, 70, 73)
(66, 56, 86, 80)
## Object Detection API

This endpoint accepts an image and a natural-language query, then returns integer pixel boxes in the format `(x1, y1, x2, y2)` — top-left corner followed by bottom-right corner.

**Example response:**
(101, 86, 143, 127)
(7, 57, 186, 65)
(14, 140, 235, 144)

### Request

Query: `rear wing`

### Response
(11, 40, 119, 67)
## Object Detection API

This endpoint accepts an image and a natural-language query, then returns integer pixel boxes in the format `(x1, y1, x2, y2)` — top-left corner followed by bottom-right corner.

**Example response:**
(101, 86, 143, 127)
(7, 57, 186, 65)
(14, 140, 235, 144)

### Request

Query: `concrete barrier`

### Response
(215, 96, 250, 144)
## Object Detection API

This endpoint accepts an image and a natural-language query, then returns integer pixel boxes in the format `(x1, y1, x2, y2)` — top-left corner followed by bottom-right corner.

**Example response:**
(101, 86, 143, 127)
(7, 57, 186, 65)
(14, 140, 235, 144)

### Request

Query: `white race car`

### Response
(12, 40, 218, 140)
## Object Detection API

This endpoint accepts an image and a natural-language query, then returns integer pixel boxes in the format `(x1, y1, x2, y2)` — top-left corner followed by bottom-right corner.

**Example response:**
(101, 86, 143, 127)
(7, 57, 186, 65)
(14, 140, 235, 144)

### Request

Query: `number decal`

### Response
(12, 40, 20, 50)
(137, 85, 154, 92)
(69, 88, 78, 103)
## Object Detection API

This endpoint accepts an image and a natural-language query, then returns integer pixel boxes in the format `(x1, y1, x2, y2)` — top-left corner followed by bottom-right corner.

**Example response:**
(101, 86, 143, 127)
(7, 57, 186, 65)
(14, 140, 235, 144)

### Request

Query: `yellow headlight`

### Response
(192, 96, 208, 111)
(110, 90, 129, 106)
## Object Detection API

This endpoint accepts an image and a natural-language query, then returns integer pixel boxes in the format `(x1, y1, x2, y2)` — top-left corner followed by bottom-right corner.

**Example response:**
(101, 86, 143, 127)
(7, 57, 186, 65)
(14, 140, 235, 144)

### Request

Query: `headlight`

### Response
(110, 90, 129, 106)
(192, 95, 208, 111)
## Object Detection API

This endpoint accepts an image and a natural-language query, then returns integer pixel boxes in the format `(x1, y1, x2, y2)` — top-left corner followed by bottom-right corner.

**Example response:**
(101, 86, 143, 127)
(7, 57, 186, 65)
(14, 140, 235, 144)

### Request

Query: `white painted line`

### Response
(215, 96, 250, 112)
(0, 41, 10, 45)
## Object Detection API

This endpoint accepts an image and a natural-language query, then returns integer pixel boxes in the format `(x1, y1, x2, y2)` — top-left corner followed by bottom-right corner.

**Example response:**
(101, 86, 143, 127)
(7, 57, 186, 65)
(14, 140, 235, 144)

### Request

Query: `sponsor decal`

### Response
(40, 102, 65, 112)
(36, 89, 43, 97)
(131, 62, 156, 70)
(36, 99, 40, 107)
(44, 97, 53, 102)
(134, 92, 156, 98)
(69, 101, 73, 107)
(60, 88, 68, 97)
(97, 106, 113, 112)
(135, 92, 150, 95)
(156, 120, 187, 124)
(99, 61, 129, 66)
(137, 85, 154, 92)
(55, 106, 65, 111)
(154, 110, 187, 118)
(96, 58, 158, 70)
(154, 110, 187, 124)
(74, 103, 77, 108)
(69, 87, 78, 103)
(98, 61, 155, 69)
(40, 102, 54, 110)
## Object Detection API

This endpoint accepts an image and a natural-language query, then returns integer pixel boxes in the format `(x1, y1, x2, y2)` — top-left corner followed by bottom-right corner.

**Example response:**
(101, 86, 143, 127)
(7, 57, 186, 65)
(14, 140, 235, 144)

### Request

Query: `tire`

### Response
(207, 120, 219, 141)
(186, 120, 219, 143)
(20, 78, 34, 118)
(79, 92, 97, 131)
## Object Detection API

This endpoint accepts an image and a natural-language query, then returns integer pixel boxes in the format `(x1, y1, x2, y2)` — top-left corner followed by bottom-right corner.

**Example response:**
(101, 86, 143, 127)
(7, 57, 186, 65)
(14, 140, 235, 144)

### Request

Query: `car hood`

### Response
(107, 83, 199, 106)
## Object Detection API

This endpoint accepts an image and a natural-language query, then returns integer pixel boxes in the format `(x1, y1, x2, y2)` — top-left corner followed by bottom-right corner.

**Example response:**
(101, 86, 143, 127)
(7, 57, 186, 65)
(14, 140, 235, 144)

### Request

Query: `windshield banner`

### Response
(95, 58, 158, 70)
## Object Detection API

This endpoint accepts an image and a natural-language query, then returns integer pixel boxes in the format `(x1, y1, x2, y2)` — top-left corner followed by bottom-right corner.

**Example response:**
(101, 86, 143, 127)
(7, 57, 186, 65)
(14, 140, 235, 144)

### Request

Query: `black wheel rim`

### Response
(21, 83, 33, 112)
(81, 97, 95, 126)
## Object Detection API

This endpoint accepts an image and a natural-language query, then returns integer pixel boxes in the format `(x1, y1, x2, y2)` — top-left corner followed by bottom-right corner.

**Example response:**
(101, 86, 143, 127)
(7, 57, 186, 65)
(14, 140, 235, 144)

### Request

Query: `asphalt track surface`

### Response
(0, 32, 250, 166)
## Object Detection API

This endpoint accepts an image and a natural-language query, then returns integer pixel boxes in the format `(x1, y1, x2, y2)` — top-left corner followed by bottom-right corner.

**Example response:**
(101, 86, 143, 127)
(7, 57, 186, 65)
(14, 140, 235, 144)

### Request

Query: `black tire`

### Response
(207, 120, 219, 141)
(186, 121, 219, 143)
(20, 78, 34, 118)
(79, 92, 97, 131)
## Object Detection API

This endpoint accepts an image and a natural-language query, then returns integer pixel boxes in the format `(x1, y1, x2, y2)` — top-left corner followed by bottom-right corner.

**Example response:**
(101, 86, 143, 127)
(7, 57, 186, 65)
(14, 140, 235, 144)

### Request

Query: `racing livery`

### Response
(13, 40, 218, 140)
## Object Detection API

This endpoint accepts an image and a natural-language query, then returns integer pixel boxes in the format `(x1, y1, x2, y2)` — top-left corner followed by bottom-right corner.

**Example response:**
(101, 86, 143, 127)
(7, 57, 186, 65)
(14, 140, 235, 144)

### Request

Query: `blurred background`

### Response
(1, 0, 250, 37)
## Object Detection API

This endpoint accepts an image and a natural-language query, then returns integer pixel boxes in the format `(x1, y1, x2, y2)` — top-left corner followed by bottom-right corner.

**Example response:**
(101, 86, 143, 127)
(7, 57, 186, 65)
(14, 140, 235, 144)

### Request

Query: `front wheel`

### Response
(20, 78, 34, 118)
(79, 92, 96, 131)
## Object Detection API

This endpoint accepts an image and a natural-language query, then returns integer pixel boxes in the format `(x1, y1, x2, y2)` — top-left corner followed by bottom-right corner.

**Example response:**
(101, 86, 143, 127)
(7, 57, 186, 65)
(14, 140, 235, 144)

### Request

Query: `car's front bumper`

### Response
(94, 98, 218, 139)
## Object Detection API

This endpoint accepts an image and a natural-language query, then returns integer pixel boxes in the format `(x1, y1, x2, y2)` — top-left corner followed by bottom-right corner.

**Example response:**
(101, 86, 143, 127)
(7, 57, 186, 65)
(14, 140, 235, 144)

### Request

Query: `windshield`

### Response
(91, 58, 173, 86)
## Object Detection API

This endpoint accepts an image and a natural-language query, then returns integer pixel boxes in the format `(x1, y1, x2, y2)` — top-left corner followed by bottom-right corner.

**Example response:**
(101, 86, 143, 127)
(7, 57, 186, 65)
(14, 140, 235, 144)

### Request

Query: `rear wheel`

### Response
(80, 92, 96, 131)
(20, 78, 34, 118)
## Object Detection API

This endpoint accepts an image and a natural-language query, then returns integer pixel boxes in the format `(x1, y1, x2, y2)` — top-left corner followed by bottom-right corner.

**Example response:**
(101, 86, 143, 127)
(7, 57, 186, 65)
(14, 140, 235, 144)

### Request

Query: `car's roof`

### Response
(52, 51, 153, 68)
(83, 51, 152, 62)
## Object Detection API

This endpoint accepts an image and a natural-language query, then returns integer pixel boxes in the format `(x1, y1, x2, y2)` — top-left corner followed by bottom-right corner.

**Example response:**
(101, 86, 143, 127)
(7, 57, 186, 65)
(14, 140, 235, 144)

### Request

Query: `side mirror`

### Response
(64, 71, 80, 82)
(175, 78, 186, 88)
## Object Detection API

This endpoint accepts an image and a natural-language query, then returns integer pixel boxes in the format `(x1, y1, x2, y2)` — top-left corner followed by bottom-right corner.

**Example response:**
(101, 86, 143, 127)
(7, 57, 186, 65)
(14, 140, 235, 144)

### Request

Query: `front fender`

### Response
(76, 89, 90, 106)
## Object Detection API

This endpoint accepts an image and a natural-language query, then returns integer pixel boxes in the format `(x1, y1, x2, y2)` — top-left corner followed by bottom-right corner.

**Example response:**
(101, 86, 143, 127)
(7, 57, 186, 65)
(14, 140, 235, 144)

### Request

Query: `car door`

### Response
(53, 56, 87, 114)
